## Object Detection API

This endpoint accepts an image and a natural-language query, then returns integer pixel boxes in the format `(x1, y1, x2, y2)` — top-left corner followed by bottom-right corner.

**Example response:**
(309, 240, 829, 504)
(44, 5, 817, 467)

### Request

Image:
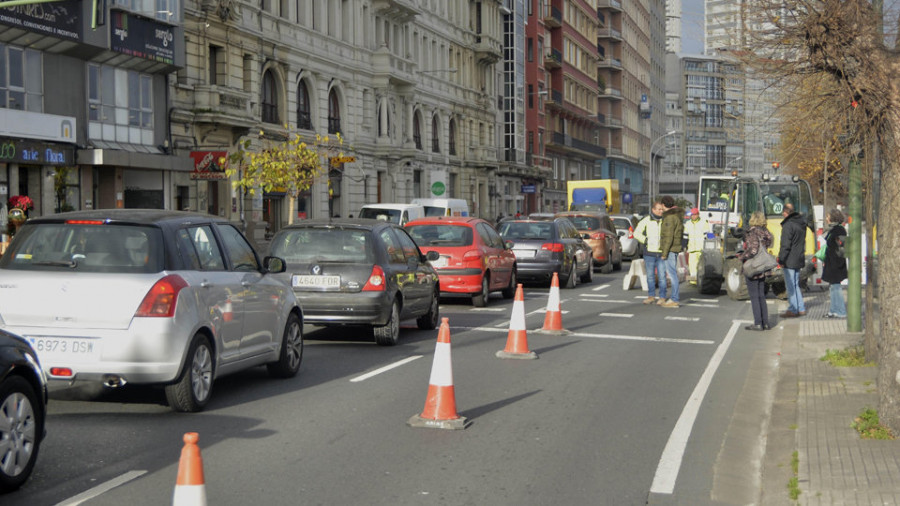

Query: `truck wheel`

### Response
(697, 251, 723, 295)
(724, 258, 749, 300)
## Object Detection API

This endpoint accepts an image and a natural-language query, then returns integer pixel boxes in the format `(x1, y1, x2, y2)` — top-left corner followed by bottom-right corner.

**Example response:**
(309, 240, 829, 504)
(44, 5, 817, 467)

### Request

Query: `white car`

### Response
(0, 210, 303, 412)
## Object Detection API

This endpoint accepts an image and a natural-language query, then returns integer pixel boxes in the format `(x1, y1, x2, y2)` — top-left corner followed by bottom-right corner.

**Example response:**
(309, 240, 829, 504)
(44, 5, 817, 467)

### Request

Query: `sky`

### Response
(681, 0, 705, 54)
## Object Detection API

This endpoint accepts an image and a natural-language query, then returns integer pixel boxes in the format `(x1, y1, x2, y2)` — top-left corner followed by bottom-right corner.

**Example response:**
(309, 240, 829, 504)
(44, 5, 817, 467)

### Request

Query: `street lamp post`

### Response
(649, 130, 677, 204)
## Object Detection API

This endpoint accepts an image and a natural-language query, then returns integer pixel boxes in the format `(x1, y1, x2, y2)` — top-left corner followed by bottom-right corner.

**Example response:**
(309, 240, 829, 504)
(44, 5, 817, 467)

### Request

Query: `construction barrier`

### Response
(534, 272, 570, 335)
(497, 284, 539, 359)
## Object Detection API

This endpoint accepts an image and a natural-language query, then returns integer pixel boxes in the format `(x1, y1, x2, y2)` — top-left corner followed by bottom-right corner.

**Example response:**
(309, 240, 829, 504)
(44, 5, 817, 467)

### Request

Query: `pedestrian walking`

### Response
(634, 199, 667, 305)
(740, 211, 774, 331)
(822, 208, 848, 318)
(659, 195, 683, 308)
(684, 207, 710, 284)
(778, 202, 807, 317)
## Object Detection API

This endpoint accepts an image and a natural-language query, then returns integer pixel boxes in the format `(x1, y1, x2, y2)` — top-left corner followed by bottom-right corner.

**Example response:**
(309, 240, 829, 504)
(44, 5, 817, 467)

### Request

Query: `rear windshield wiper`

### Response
(30, 260, 77, 268)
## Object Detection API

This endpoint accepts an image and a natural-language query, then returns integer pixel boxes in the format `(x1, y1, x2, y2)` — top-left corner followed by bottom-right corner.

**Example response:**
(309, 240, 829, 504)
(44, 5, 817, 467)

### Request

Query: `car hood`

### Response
(0, 270, 161, 330)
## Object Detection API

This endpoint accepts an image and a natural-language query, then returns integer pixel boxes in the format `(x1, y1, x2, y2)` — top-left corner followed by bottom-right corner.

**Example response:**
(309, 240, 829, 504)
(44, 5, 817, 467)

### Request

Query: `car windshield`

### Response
(422, 206, 445, 217)
(759, 182, 811, 217)
(358, 208, 400, 223)
(612, 218, 632, 230)
(0, 223, 163, 273)
(406, 224, 473, 246)
(566, 216, 601, 230)
(270, 228, 373, 263)
(497, 221, 552, 240)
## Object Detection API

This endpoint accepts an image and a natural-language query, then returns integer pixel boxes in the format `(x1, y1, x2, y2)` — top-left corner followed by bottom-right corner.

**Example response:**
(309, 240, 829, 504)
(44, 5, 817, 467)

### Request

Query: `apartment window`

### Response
(297, 80, 311, 130)
(0, 44, 42, 112)
(208, 45, 222, 85)
(528, 84, 533, 108)
(527, 38, 533, 62)
(328, 88, 341, 134)
(87, 64, 153, 144)
(261, 70, 278, 124)
(431, 115, 440, 153)
(413, 113, 422, 149)
(448, 119, 457, 156)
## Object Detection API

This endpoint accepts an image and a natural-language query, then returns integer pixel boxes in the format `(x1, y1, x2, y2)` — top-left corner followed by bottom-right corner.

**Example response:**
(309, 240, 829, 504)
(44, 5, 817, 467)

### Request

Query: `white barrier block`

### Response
(623, 258, 648, 291)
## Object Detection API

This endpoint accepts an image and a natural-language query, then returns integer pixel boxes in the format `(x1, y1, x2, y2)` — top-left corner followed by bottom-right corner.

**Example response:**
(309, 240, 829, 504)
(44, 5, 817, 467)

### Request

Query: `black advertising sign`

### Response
(110, 10, 175, 65)
(0, 0, 82, 41)
(0, 138, 74, 166)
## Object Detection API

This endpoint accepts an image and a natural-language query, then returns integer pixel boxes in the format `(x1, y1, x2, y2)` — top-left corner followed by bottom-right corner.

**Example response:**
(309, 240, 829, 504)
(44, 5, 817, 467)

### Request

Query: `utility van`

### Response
(410, 198, 470, 217)
(358, 204, 425, 226)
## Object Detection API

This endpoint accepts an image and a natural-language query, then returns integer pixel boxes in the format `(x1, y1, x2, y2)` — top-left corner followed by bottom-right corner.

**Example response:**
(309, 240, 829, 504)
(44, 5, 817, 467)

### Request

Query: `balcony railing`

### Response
(544, 47, 562, 68)
(550, 132, 606, 157)
(597, 0, 622, 11)
(543, 3, 562, 27)
(598, 28, 623, 40)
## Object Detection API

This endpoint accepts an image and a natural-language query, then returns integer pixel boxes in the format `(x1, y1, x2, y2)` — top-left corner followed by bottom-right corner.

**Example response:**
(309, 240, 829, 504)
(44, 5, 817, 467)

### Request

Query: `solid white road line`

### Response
(451, 326, 714, 345)
(56, 470, 147, 506)
(470, 307, 505, 312)
(599, 313, 633, 318)
(650, 320, 746, 495)
(349, 356, 422, 382)
(689, 298, 719, 303)
(685, 303, 719, 308)
(665, 316, 701, 322)
(579, 293, 610, 298)
(593, 284, 610, 291)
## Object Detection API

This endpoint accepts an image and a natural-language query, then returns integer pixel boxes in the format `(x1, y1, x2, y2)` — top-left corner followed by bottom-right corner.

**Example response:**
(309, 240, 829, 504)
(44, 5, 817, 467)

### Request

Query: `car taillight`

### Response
(135, 274, 188, 317)
(590, 232, 607, 240)
(362, 265, 386, 291)
(541, 243, 564, 253)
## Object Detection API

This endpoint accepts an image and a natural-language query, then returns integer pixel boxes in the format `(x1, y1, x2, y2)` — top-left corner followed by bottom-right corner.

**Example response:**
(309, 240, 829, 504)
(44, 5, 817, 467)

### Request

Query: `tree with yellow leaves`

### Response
(223, 131, 347, 225)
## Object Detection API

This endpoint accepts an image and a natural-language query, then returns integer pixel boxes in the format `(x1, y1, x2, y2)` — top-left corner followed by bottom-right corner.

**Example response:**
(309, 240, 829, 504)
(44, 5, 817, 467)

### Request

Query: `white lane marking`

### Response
(495, 320, 509, 327)
(579, 293, 609, 298)
(685, 303, 719, 308)
(451, 326, 713, 345)
(665, 316, 701, 322)
(634, 295, 649, 299)
(599, 313, 633, 318)
(593, 284, 610, 291)
(470, 307, 505, 312)
(56, 470, 147, 506)
(350, 355, 422, 382)
(597, 299, 630, 303)
(689, 298, 718, 303)
(526, 309, 569, 316)
(650, 320, 746, 494)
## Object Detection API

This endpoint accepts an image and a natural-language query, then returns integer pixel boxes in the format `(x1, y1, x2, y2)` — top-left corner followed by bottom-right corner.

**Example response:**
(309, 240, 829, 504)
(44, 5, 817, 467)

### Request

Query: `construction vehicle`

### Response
(695, 174, 817, 300)
(697, 175, 739, 228)
(566, 179, 620, 213)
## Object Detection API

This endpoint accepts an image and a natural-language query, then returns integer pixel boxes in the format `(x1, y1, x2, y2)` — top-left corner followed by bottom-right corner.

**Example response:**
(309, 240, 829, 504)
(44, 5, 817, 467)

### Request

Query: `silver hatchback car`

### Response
(0, 210, 303, 412)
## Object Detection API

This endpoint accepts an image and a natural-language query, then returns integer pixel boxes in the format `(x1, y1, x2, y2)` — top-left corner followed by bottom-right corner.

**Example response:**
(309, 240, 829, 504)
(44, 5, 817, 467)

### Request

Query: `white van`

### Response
(358, 203, 425, 226)
(411, 198, 470, 217)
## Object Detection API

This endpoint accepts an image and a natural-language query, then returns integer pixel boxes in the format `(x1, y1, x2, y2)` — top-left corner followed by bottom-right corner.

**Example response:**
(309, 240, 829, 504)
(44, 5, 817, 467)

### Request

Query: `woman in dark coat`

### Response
(822, 209, 848, 318)
(740, 211, 774, 331)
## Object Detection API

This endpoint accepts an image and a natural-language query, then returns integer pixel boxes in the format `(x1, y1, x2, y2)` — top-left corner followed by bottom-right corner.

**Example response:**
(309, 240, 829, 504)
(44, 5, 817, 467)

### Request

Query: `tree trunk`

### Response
(864, 149, 877, 361)
(877, 113, 900, 431)
(287, 191, 296, 225)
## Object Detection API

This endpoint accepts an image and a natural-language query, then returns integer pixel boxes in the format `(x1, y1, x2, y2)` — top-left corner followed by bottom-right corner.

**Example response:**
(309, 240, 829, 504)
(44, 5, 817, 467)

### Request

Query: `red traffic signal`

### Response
(771, 162, 780, 170)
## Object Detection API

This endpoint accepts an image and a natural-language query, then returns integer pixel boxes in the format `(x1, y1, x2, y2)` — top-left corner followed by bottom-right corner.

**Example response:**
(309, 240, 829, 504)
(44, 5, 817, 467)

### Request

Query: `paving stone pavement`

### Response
(777, 289, 900, 505)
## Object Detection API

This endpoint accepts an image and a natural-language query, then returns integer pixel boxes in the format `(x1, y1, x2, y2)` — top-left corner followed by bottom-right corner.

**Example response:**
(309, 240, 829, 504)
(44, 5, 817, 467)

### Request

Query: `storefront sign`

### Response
(0, 138, 74, 166)
(0, 109, 76, 144)
(521, 184, 536, 194)
(189, 151, 228, 180)
(0, 0, 82, 41)
(110, 10, 175, 65)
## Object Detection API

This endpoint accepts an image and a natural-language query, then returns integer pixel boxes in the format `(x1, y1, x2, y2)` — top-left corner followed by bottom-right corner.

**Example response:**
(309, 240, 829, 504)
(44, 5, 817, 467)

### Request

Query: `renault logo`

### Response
(311, 265, 321, 275)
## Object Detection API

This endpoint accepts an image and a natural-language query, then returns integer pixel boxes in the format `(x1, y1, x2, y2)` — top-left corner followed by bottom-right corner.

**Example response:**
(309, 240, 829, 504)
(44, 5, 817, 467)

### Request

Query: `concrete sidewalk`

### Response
(762, 289, 900, 505)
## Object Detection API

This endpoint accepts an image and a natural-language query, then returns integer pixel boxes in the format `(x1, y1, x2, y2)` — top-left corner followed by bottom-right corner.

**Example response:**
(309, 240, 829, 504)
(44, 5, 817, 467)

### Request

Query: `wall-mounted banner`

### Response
(0, 0, 82, 41)
(189, 151, 228, 180)
(0, 137, 74, 166)
(110, 10, 175, 64)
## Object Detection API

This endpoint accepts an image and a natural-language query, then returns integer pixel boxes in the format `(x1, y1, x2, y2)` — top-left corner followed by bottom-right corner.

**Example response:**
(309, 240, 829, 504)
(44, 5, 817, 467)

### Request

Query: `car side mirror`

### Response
(263, 256, 286, 273)
(504, 239, 515, 249)
(425, 250, 440, 261)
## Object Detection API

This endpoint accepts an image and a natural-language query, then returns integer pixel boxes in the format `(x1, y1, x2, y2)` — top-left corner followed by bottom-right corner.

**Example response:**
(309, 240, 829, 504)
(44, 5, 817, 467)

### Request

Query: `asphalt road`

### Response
(7, 265, 782, 505)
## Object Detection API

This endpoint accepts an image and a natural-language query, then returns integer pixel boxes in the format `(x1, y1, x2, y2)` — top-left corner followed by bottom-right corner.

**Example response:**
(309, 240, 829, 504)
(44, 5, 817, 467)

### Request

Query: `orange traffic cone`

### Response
(408, 318, 468, 430)
(173, 432, 207, 506)
(497, 284, 539, 359)
(535, 272, 571, 335)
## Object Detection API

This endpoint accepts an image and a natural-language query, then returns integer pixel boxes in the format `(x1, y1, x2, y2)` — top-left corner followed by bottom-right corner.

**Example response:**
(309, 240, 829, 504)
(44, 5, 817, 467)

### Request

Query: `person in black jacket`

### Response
(778, 203, 807, 317)
(822, 208, 848, 318)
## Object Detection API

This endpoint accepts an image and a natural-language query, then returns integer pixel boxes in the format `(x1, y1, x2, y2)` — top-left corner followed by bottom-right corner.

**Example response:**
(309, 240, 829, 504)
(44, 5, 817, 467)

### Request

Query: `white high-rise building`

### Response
(665, 0, 682, 53)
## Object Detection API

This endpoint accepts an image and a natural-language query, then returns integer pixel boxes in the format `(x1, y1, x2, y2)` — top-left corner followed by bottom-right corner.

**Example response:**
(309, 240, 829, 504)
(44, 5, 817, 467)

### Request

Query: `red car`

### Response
(406, 217, 517, 307)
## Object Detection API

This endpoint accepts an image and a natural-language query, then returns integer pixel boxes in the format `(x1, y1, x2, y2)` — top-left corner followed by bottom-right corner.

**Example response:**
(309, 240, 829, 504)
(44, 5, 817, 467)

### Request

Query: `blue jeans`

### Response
(644, 254, 666, 299)
(664, 252, 680, 303)
(784, 268, 806, 313)
(829, 283, 847, 317)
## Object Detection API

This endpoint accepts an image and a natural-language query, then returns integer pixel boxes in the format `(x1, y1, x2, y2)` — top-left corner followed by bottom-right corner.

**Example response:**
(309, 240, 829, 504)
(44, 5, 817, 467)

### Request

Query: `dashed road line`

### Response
(579, 293, 609, 298)
(599, 313, 633, 318)
(593, 284, 610, 291)
(470, 307, 505, 312)
(350, 356, 422, 382)
(665, 316, 701, 322)
(685, 303, 719, 308)
(56, 470, 147, 506)
(689, 298, 719, 303)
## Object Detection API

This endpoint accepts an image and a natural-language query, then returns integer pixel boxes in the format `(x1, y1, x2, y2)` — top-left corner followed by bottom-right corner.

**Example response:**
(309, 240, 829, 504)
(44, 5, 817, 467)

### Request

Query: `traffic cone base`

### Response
(498, 284, 539, 359)
(535, 273, 571, 335)
(408, 318, 469, 430)
(173, 432, 207, 506)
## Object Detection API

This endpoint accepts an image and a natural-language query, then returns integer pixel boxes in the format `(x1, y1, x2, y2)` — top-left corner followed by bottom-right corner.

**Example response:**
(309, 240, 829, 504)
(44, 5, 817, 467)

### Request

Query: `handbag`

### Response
(743, 248, 778, 277)
(814, 241, 827, 261)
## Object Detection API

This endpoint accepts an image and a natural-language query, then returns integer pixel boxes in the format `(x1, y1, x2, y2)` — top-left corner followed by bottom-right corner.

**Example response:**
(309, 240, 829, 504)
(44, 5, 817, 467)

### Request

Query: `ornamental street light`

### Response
(649, 130, 677, 204)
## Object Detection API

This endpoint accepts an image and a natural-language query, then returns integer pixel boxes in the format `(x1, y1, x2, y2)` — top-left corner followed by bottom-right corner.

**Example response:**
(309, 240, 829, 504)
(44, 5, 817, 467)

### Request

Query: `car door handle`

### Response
(200, 281, 211, 288)
(241, 281, 251, 286)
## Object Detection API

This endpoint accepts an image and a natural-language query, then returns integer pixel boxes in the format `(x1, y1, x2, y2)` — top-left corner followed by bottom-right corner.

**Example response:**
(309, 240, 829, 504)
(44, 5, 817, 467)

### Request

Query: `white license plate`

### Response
(292, 275, 341, 288)
(431, 256, 449, 268)
(27, 337, 101, 363)
(514, 249, 535, 259)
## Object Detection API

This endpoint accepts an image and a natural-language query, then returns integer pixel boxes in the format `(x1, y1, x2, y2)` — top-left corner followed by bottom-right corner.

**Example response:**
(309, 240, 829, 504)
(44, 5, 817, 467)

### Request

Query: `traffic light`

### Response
(771, 162, 780, 170)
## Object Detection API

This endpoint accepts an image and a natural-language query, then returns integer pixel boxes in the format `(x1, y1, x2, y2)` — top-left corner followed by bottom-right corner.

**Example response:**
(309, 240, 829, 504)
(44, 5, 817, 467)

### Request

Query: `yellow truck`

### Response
(566, 179, 620, 214)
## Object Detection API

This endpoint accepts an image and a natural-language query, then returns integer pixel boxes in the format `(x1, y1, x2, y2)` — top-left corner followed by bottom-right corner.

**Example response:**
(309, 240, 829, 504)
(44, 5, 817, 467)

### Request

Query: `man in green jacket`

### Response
(659, 195, 684, 308)
(634, 199, 667, 305)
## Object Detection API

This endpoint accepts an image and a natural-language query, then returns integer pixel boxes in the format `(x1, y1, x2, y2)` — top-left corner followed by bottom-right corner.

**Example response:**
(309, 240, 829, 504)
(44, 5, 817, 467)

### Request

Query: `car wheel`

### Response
(0, 376, 42, 493)
(374, 299, 400, 346)
(472, 274, 490, 307)
(581, 258, 594, 283)
(165, 334, 214, 412)
(502, 269, 517, 299)
(267, 312, 303, 378)
(563, 261, 577, 289)
(613, 251, 623, 271)
(417, 289, 440, 330)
